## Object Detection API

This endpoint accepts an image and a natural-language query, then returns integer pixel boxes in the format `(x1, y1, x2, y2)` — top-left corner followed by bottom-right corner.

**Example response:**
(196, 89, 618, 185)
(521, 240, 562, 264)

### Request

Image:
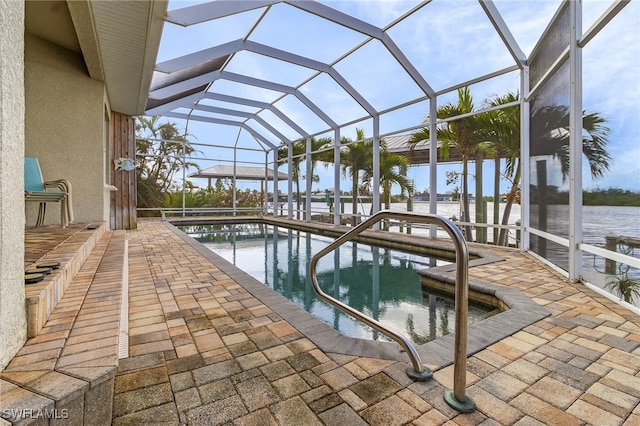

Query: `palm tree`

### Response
(531, 105, 610, 179)
(278, 140, 305, 218)
(477, 93, 520, 245)
(278, 137, 332, 218)
(305, 136, 332, 218)
(338, 131, 414, 216)
(340, 129, 373, 225)
(362, 141, 414, 211)
(315, 130, 413, 223)
(414, 90, 611, 246)
(308, 137, 333, 188)
(481, 96, 611, 245)
(412, 87, 487, 241)
(136, 116, 199, 210)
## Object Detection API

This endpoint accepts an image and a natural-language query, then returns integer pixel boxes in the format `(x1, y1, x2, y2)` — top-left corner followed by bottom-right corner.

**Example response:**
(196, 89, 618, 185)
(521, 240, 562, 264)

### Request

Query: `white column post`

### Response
(287, 142, 293, 220)
(429, 98, 438, 238)
(273, 150, 278, 216)
(520, 67, 531, 251)
(305, 137, 312, 221)
(264, 152, 269, 214)
(232, 147, 237, 216)
(569, 0, 583, 282)
(182, 141, 186, 217)
(333, 128, 341, 225)
(372, 116, 381, 218)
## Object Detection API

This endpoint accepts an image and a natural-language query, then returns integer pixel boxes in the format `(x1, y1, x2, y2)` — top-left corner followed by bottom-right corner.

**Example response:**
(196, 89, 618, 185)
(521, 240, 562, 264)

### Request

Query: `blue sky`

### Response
(154, 0, 640, 195)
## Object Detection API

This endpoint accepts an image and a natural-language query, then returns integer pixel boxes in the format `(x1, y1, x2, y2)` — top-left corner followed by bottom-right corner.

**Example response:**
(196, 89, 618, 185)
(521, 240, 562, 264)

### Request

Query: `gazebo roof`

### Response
(189, 165, 287, 181)
(383, 134, 462, 165)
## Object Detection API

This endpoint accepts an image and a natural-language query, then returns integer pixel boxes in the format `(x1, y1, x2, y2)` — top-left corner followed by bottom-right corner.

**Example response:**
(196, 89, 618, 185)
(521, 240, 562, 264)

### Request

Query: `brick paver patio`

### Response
(110, 220, 640, 425)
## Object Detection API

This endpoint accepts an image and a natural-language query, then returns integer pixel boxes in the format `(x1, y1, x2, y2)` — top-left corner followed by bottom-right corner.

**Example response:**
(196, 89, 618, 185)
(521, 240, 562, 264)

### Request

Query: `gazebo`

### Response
(189, 164, 288, 209)
(189, 164, 287, 187)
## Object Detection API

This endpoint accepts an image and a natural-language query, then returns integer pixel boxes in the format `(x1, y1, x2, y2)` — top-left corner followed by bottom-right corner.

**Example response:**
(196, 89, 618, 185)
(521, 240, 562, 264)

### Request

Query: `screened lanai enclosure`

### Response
(138, 0, 639, 303)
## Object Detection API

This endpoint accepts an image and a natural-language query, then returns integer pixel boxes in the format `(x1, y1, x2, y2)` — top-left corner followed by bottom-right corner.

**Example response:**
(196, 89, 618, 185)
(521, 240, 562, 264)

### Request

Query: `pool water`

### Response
(181, 223, 498, 345)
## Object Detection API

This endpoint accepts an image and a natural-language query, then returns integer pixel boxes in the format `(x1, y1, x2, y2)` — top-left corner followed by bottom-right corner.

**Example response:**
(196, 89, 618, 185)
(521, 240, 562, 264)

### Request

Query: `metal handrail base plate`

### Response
(444, 389, 476, 413)
(406, 366, 433, 381)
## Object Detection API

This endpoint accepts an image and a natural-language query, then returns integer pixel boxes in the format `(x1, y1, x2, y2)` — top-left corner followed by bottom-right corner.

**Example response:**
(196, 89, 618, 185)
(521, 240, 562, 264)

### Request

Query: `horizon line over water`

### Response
(303, 201, 639, 236)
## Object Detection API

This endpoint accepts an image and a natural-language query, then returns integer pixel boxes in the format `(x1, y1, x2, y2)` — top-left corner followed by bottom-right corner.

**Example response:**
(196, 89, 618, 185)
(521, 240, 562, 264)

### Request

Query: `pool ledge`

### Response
(165, 219, 549, 371)
(415, 268, 550, 367)
(169, 215, 503, 265)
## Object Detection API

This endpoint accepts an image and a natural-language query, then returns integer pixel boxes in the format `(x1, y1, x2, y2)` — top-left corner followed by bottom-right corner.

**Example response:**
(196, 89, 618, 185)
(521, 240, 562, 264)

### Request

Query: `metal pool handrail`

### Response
(308, 210, 476, 412)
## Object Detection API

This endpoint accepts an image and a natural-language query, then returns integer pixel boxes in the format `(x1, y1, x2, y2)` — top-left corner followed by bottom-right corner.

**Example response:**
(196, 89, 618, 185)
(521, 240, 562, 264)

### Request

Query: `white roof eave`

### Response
(70, 0, 168, 116)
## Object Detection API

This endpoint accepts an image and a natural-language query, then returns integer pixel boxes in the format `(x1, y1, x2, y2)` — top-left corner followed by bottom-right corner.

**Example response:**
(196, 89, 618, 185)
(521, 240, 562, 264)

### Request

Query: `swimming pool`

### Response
(181, 223, 499, 345)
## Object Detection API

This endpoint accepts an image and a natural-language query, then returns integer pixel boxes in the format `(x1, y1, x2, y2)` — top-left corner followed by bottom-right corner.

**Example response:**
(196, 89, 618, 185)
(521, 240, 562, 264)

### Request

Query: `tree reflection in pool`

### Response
(181, 223, 499, 345)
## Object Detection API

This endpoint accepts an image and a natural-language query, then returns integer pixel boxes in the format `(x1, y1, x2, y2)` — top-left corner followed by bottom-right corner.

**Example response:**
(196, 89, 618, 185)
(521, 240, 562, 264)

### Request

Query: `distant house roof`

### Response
(189, 165, 287, 181)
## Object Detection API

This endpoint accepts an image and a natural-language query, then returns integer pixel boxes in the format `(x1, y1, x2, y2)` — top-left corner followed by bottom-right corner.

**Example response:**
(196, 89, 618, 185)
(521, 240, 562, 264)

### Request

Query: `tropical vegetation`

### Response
(138, 95, 613, 247)
(362, 142, 414, 211)
(411, 87, 611, 245)
(583, 188, 640, 206)
(164, 178, 263, 211)
(606, 272, 640, 304)
(337, 130, 414, 220)
(277, 129, 414, 224)
(277, 137, 332, 218)
(411, 87, 493, 241)
(136, 116, 262, 214)
(136, 116, 200, 212)
(339, 129, 373, 225)
(489, 96, 610, 245)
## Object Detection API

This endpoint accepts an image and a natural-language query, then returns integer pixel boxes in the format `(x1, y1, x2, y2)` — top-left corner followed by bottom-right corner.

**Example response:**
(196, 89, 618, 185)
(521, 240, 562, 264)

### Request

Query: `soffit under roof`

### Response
(26, 0, 167, 116)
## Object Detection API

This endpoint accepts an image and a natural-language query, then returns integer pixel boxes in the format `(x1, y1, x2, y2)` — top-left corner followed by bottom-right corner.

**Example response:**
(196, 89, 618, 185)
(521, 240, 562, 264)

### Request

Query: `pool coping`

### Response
(165, 218, 549, 370)
(169, 215, 503, 266)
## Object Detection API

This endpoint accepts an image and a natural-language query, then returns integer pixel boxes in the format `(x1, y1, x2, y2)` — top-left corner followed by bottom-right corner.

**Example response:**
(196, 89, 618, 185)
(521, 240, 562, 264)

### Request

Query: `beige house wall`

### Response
(24, 33, 109, 226)
(0, 0, 27, 371)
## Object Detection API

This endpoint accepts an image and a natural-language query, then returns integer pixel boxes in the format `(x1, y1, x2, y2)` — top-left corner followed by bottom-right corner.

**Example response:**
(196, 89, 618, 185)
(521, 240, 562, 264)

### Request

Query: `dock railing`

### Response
(604, 235, 640, 274)
(308, 210, 476, 412)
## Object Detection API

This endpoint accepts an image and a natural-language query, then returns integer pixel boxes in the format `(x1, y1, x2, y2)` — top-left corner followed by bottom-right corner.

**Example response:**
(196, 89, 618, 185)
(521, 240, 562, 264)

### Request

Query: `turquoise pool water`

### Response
(181, 223, 497, 345)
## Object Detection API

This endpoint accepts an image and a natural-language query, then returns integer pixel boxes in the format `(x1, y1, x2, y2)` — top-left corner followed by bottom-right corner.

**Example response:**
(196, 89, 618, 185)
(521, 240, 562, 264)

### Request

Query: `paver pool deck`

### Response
(5, 218, 640, 425)
(109, 220, 640, 425)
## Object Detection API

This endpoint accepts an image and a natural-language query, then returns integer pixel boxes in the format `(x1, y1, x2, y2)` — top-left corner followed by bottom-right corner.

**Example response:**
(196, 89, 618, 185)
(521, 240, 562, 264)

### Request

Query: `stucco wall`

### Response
(24, 33, 107, 225)
(0, 0, 27, 371)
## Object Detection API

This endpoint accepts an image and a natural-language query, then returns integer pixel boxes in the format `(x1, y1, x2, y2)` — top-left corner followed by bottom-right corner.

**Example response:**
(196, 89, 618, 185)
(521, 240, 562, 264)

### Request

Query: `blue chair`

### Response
(24, 157, 73, 227)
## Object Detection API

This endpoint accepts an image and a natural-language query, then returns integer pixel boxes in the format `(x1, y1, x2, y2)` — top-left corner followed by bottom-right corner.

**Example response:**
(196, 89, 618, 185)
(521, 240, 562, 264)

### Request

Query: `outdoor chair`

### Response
(24, 157, 73, 227)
